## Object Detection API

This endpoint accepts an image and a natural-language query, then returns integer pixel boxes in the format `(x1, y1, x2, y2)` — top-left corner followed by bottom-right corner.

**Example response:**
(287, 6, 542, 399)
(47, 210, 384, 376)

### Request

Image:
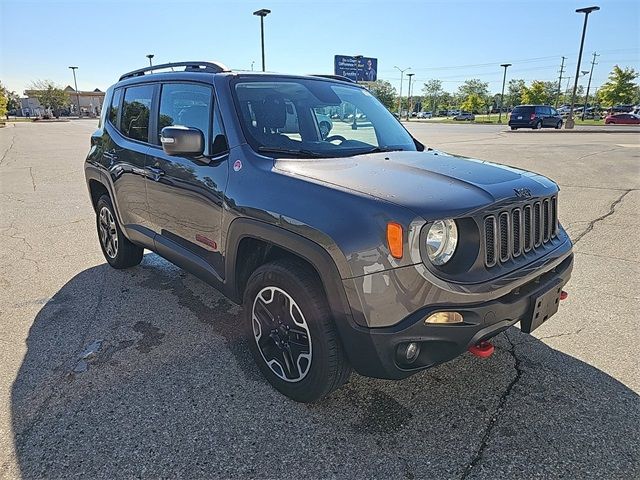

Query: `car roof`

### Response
(114, 61, 356, 88)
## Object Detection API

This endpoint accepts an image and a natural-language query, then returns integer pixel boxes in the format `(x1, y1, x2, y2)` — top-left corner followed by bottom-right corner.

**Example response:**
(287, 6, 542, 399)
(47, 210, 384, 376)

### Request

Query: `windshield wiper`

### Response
(257, 146, 326, 158)
(351, 146, 404, 156)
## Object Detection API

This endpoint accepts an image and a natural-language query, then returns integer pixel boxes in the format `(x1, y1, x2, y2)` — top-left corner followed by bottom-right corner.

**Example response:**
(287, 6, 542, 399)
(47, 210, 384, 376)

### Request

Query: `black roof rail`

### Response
(119, 61, 230, 81)
(309, 74, 356, 83)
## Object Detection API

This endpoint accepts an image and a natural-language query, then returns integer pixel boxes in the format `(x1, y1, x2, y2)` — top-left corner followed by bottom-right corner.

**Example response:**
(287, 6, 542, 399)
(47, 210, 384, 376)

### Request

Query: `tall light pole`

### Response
(68, 66, 81, 118)
(498, 63, 511, 124)
(406, 73, 415, 121)
(146, 54, 154, 67)
(566, 5, 599, 129)
(394, 66, 410, 118)
(582, 52, 599, 120)
(253, 9, 271, 72)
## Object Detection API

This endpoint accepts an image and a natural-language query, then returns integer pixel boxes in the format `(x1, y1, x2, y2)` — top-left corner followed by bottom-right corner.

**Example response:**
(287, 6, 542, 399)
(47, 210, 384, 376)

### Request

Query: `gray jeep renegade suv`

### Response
(85, 61, 573, 402)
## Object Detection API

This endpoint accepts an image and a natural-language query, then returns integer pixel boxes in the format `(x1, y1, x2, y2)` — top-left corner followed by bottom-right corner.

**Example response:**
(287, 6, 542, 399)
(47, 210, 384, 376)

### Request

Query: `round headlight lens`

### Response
(426, 219, 458, 265)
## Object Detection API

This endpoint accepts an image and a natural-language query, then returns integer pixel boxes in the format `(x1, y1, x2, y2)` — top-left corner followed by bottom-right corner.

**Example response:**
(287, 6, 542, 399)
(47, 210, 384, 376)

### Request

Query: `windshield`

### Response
(232, 77, 417, 157)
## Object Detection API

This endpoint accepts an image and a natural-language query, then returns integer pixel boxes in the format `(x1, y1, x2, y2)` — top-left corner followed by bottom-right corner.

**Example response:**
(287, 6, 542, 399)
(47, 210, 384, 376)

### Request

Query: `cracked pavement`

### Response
(0, 121, 638, 479)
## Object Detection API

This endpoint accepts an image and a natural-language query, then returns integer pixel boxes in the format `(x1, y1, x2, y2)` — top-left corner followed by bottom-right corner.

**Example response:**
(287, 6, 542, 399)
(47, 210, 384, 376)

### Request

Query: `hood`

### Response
(274, 150, 558, 220)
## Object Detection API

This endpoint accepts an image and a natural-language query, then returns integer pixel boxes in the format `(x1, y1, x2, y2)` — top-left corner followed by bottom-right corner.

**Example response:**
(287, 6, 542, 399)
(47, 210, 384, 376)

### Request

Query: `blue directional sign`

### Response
(334, 55, 378, 82)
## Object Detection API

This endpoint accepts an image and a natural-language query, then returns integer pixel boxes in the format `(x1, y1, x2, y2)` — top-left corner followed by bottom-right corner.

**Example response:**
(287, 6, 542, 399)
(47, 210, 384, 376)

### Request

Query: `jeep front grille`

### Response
(484, 196, 557, 267)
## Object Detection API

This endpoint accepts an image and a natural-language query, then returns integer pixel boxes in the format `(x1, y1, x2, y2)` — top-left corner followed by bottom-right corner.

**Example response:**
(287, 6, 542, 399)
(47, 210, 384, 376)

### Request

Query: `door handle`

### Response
(146, 166, 165, 181)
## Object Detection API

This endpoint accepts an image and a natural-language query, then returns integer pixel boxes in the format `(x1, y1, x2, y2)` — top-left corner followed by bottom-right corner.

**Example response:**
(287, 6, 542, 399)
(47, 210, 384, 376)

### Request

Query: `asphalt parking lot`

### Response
(1, 120, 638, 479)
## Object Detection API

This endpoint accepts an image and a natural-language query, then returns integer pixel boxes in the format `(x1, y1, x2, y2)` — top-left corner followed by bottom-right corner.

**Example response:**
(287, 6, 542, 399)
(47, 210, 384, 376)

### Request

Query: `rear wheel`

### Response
(244, 259, 351, 402)
(96, 195, 143, 269)
(510, 126, 517, 130)
(535, 120, 543, 130)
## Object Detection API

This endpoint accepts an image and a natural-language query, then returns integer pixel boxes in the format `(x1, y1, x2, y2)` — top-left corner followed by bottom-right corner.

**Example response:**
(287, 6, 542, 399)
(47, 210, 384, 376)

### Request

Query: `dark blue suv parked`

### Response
(509, 105, 563, 130)
(85, 62, 573, 402)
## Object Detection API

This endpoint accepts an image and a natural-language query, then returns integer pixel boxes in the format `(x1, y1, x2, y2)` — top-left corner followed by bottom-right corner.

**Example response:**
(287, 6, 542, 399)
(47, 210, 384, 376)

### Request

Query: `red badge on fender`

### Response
(233, 160, 242, 171)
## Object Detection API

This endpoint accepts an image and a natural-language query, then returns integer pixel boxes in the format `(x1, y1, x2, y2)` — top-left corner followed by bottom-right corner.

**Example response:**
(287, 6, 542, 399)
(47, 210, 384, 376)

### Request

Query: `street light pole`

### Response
(582, 52, 599, 120)
(394, 66, 410, 119)
(68, 66, 81, 118)
(566, 5, 599, 129)
(498, 63, 511, 124)
(406, 73, 415, 121)
(146, 54, 154, 67)
(253, 9, 271, 72)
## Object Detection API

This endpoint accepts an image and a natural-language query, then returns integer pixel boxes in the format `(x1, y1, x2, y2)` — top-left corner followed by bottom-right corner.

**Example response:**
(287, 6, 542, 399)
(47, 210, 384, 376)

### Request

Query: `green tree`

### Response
(596, 65, 639, 108)
(458, 79, 489, 99)
(368, 80, 397, 110)
(29, 80, 69, 118)
(422, 79, 442, 113)
(461, 93, 484, 114)
(507, 79, 525, 107)
(0, 82, 8, 119)
(521, 80, 554, 105)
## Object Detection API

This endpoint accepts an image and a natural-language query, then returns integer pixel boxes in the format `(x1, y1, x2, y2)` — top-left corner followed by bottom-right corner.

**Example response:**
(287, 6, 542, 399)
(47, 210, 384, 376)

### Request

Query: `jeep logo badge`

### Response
(514, 188, 532, 198)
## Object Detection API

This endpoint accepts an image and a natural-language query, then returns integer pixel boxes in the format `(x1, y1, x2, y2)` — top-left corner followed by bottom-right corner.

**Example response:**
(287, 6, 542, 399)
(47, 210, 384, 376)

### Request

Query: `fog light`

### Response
(425, 312, 464, 324)
(397, 342, 421, 364)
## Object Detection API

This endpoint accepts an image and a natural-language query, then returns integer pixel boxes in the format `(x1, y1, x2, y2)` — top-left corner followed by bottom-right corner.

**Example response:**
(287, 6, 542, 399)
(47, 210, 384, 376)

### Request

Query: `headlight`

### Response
(426, 219, 458, 265)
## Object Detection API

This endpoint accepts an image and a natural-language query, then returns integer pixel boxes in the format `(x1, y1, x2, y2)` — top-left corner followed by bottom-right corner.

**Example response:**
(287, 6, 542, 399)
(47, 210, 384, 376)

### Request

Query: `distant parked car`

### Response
(605, 113, 640, 125)
(612, 104, 634, 113)
(417, 111, 432, 119)
(453, 112, 475, 121)
(509, 105, 562, 130)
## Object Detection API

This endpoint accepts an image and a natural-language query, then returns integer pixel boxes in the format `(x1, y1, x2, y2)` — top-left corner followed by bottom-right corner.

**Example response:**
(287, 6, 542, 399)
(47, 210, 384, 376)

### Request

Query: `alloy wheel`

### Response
(252, 286, 312, 382)
(99, 206, 118, 258)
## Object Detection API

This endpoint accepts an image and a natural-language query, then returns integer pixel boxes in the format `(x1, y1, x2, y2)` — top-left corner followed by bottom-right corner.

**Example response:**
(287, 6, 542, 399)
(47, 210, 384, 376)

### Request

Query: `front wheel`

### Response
(555, 120, 563, 129)
(244, 259, 351, 402)
(534, 121, 543, 130)
(96, 195, 143, 269)
(510, 126, 517, 130)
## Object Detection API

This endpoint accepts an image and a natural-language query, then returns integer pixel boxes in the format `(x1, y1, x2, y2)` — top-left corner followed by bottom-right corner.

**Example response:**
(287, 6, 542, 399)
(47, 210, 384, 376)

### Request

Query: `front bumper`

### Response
(336, 253, 573, 380)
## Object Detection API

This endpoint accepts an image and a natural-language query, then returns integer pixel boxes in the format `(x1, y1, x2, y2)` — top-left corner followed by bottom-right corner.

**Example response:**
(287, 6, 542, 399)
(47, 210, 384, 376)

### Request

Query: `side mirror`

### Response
(160, 126, 204, 156)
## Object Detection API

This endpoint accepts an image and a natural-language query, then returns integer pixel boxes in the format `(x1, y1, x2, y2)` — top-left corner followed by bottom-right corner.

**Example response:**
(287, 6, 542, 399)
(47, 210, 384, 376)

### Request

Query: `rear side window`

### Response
(120, 85, 153, 142)
(159, 83, 212, 146)
(108, 88, 122, 126)
(512, 106, 531, 114)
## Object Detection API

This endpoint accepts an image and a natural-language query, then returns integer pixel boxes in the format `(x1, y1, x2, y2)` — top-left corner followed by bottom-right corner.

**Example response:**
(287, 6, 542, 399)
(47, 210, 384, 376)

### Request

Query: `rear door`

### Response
(145, 81, 229, 277)
(103, 84, 155, 244)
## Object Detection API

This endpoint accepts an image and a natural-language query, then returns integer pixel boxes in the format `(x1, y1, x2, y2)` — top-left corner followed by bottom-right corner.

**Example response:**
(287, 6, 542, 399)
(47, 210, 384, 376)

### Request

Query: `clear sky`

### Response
(1, 0, 638, 96)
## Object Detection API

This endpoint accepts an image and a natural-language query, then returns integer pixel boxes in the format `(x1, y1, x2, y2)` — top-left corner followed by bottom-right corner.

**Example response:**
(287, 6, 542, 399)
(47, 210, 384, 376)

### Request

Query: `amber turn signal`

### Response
(386, 222, 404, 259)
(425, 312, 464, 324)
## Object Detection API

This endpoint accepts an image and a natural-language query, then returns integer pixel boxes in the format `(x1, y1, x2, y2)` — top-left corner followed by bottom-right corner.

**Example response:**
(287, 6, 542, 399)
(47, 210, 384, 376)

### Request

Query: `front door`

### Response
(145, 82, 229, 277)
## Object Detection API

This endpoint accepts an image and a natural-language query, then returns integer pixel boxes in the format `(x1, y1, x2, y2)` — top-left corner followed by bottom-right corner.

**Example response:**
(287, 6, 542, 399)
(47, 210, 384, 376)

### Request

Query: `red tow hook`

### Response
(468, 340, 495, 358)
(560, 290, 569, 300)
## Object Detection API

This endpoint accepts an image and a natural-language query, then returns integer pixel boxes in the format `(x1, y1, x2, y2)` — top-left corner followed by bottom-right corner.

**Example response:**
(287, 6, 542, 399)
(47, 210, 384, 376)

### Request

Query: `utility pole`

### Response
(582, 52, 599, 120)
(566, 6, 600, 129)
(253, 9, 271, 72)
(498, 63, 511, 124)
(556, 56, 566, 108)
(394, 66, 410, 118)
(68, 66, 81, 118)
(406, 73, 415, 121)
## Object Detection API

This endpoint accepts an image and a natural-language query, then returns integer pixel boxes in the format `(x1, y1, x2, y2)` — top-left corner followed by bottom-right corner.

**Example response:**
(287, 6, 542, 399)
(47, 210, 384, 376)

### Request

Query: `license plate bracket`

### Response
(521, 281, 563, 334)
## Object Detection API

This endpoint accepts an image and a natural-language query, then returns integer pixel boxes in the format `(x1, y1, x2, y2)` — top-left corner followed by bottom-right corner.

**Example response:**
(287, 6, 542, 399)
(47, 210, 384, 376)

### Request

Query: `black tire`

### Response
(244, 259, 351, 402)
(555, 120, 563, 129)
(96, 194, 143, 269)
(510, 126, 517, 130)
(534, 120, 543, 130)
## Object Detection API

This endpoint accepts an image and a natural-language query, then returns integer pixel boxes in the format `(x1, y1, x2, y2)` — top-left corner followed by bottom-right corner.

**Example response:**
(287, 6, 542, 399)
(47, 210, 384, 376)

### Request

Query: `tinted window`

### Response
(109, 88, 122, 126)
(121, 85, 153, 142)
(550, 108, 558, 116)
(158, 83, 212, 147)
(512, 106, 532, 114)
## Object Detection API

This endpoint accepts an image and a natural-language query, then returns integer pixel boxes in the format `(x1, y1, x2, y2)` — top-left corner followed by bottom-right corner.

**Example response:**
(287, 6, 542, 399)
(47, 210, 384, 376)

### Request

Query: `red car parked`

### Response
(605, 113, 640, 125)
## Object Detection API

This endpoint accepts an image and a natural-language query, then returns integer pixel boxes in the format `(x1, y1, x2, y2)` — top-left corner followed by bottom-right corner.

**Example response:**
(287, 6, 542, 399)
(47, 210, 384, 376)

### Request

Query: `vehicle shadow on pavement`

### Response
(10, 254, 640, 479)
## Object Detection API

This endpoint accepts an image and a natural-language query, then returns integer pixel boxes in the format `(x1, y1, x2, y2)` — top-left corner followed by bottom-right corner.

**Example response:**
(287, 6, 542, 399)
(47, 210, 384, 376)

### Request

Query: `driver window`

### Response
(158, 83, 212, 149)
